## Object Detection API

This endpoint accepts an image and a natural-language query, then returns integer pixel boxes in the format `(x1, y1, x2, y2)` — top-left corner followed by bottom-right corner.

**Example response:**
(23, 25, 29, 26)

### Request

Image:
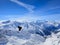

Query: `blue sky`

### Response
(0, 0, 60, 21)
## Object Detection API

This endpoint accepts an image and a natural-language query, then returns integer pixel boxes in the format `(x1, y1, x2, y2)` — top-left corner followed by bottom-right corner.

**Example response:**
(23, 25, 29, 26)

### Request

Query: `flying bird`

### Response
(18, 26, 22, 31)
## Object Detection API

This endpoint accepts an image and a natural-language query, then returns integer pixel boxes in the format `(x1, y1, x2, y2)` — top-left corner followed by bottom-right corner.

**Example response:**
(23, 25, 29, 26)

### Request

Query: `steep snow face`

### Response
(40, 32, 60, 45)
(0, 20, 60, 45)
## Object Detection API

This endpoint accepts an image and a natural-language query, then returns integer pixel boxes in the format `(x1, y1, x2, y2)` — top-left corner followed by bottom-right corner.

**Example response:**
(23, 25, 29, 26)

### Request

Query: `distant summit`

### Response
(2, 20, 11, 24)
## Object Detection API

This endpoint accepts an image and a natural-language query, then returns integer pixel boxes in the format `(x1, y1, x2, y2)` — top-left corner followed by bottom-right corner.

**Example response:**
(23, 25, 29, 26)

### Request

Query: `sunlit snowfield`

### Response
(0, 20, 60, 45)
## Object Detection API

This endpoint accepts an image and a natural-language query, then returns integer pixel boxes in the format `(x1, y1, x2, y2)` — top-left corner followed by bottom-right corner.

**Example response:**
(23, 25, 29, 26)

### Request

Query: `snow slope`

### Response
(0, 20, 60, 45)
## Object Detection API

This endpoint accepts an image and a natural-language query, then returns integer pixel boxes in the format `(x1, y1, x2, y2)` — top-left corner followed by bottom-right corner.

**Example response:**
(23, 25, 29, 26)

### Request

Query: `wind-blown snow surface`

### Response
(0, 20, 60, 45)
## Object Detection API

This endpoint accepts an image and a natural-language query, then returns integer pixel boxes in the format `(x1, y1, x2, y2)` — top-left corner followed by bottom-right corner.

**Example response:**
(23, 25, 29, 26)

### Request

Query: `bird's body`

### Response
(18, 26, 22, 31)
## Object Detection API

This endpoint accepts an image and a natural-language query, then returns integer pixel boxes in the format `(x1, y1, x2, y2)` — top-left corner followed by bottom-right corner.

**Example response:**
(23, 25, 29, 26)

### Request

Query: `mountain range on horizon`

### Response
(0, 20, 60, 45)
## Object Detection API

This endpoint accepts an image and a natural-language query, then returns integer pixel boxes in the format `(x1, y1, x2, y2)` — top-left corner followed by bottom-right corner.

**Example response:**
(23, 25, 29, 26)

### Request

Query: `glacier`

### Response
(0, 20, 60, 45)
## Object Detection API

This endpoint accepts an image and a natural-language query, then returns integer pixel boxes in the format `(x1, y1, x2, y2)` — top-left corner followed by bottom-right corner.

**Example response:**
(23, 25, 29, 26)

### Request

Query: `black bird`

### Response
(18, 26, 22, 31)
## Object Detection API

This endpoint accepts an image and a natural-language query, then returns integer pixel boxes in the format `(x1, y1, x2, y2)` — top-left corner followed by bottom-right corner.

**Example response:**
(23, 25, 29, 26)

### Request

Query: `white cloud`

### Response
(10, 0, 35, 13)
